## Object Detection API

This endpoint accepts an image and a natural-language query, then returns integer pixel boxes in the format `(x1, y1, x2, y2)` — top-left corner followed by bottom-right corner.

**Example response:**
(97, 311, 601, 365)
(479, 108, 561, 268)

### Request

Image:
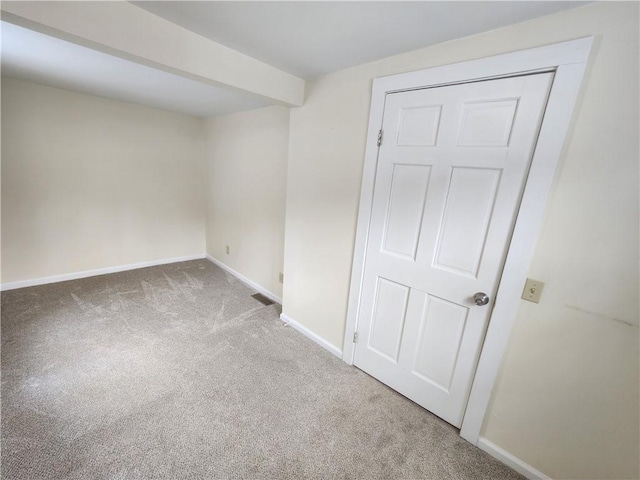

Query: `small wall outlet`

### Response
(225, 245, 230, 255)
(522, 278, 544, 303)
(279, 272, 284, 283)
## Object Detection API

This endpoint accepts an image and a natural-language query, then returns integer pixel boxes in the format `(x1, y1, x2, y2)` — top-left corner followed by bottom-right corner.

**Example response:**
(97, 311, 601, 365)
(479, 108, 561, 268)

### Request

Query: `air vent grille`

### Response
(251, 293, 274, 306)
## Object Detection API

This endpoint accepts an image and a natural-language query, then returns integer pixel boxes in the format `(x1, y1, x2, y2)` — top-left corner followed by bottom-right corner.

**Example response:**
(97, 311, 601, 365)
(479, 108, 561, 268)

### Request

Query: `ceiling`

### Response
(133, 1, 588, 79)
(0, 21, 271, 117)
(1, 1, 588, 117)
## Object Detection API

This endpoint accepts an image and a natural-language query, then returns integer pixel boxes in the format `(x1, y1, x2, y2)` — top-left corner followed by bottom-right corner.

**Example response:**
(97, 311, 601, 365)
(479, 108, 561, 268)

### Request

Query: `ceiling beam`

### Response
(1, 1, 305, 107)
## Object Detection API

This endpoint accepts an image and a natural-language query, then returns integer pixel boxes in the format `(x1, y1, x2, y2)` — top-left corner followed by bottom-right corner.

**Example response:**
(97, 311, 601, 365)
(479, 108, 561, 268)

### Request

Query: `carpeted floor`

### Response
(1, 259, 522, 479)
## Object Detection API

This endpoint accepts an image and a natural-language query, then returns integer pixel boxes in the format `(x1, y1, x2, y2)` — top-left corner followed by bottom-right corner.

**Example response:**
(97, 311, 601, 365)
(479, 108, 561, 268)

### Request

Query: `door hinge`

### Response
(377, 129, 383, 147)
(353, 332, 358, 343)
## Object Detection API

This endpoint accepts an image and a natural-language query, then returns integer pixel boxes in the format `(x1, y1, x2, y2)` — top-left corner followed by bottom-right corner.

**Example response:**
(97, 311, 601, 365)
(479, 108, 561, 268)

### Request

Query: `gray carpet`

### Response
(1, 259, 522, 479)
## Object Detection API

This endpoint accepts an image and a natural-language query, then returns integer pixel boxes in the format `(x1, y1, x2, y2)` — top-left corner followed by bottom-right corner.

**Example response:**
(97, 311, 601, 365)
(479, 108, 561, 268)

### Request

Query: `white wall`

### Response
(1, 78, 205, 285)
(204, 106, 289, 300)
(281, 3, 638, 479)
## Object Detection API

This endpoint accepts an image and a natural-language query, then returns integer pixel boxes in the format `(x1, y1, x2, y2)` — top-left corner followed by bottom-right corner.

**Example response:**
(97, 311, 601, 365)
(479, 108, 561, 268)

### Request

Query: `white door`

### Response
(354, 73, 554, 427)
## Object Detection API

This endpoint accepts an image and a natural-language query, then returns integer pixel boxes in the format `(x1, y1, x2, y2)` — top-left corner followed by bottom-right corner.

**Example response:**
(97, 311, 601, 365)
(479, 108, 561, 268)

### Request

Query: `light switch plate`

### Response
(522, 278, 544, 303)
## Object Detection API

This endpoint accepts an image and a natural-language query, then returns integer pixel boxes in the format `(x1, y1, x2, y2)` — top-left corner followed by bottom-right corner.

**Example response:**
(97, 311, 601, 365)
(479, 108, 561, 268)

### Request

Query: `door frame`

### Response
(342, 37, 594, 445)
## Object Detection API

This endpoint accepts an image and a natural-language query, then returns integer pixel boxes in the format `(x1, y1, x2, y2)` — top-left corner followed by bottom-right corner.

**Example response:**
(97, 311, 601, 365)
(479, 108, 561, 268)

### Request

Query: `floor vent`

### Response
(251, 293, 274, 306)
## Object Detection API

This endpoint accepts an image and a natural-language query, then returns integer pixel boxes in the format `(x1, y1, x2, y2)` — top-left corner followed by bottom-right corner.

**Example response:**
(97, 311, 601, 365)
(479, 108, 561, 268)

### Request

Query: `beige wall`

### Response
(1, 78, 205, 284)
(2, 4, 638, 477)
(204, 106, 289, 300)
(282, 3, 639, 479)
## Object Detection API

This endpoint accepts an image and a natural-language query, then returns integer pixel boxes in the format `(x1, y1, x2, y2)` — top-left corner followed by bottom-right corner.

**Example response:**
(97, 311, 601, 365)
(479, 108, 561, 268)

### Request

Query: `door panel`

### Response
(433, 167, 501, 277)
(397, 105, 442, 146)
(458, 99, 518, 147)
(382, 164, 431, 259)
(412, 294, 469, 392)
(369, 277, 409, 362)
(354, 73, 554, 427)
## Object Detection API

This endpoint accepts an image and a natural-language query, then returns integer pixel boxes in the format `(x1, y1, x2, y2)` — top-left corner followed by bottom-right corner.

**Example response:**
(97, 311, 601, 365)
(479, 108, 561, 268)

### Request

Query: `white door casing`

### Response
(353, 73, 554, 427)
(343, 38, 593, 445)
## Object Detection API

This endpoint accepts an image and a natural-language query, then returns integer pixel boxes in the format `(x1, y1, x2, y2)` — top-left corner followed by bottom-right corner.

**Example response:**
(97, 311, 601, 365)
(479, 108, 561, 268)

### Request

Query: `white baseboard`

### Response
(206, 255, 282, 305)
(0, 254, 207, 292)
(280, 313, 342, 359)
(477, 437, 550, 480)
